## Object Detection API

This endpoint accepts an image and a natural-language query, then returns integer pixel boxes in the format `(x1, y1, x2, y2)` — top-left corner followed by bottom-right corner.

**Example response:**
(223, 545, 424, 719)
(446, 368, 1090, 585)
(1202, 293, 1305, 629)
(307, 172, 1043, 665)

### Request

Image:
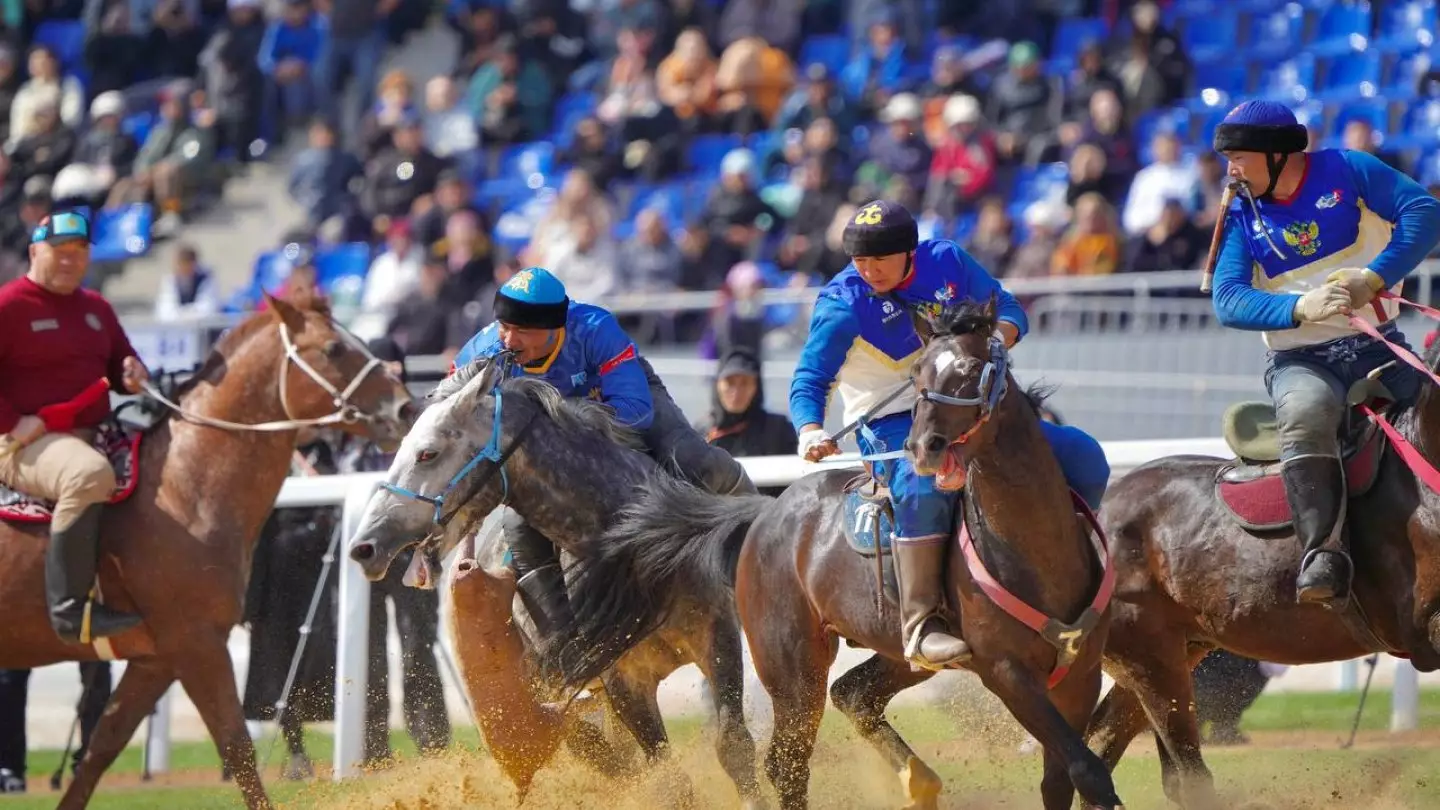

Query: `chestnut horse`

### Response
(1084, 334, 1440, 808)
(544, 302, 1123, 810)
(0, 293, 414, 809)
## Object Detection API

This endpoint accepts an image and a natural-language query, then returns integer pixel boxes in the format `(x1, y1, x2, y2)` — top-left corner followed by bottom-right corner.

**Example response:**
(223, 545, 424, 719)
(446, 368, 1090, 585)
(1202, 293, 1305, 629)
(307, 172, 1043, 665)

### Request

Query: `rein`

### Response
(141, 322, 385, 432)
(1348, 291, 1440, 493)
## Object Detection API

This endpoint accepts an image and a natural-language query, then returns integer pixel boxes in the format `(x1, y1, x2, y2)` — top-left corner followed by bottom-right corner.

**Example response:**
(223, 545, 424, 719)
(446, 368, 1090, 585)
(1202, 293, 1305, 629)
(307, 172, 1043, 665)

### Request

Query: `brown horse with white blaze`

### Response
(0, 293, 414, 809)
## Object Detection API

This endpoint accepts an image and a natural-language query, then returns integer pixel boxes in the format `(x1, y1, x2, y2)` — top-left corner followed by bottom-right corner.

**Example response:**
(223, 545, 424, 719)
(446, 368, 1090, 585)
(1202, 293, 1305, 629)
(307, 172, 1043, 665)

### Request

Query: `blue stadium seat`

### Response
(550, 92, 599, 148)
(1318, 48, 1382, 101)
(33, 21, 85, 71)
(625, 182, 690, 224)
(1170, 0, 1221, 17)
(1259, 53, 1318, 102)
(686, 134, 744, 176)
(798, 35, 850, 74)
(314, 242, 372, 290)
(1006, 162, 1068, 220)
(474, 177, 535, 215)
(497, 142, 555, 186)
(1374, 0, 1437, 53)
(1308, 1, 1373, 58)
(1050, 17, 1108, 72)
(121, 111, 155, 145)
(1385, 48, 1433, 98)
(1246, 3, 1305, 62)
(1232, 0, 1290, 11)
(1332, 99, 1390, 137)
(1393, 98, 1440, 149)
(1180, 7, 1241, 63)
(1190, 60, 1250, 100)
(1417, 148, 1440, 184)
(1135, 108, 1192, 163)
(248, 251, 289, 302)
(89, 204, 153, 263)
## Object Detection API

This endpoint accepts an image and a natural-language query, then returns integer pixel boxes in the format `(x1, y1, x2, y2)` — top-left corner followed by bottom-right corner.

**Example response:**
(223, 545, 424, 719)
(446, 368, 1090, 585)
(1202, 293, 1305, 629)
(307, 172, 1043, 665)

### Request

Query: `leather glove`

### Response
(1294, 285, 1354, 323)
(798, 428, 838, 462)
(1325, 267, 1386, 308)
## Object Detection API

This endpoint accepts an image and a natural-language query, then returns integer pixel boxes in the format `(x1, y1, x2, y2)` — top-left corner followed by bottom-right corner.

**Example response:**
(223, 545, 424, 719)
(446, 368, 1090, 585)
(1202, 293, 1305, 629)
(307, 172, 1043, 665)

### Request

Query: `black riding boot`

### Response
(46, 504, 142, 643)
(509, 526, 574, 640)
(1283, 455, 1352, 609)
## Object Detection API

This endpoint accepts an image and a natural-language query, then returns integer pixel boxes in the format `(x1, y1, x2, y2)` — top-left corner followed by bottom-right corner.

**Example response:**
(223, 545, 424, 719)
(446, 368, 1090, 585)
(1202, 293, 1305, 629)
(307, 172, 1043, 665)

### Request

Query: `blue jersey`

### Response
(1212, 149, 1440, 350)
(452, 302, 655, 429)
(789, 239, 1028, 431)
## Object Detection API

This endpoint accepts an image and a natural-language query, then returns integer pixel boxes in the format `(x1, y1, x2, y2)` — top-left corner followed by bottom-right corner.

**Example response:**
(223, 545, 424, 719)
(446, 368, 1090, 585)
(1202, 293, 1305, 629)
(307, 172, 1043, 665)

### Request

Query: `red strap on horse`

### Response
(1347, 290, 1440, 493)
(957, 490, 1115, 689)
(37, 378, 111, 432)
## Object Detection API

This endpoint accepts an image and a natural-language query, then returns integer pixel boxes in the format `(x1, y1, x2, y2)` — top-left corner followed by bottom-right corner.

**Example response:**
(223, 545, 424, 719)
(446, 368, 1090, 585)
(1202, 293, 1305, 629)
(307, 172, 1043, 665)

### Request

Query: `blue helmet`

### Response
(842, 199, 918, 258)
(494, 267, 569, 329)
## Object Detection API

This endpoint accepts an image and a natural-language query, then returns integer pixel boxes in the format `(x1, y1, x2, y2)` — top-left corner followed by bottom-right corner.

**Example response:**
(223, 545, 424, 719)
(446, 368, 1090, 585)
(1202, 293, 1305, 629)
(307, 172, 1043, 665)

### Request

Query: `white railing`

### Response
(251, 439, 1420, 780)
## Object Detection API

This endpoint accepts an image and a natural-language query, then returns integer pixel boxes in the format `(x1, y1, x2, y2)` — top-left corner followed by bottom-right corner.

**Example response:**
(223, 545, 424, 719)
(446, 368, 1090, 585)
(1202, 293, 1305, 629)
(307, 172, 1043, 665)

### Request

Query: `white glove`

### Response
(1294, 285, 1353, 324)
(798, 428, 834, 461)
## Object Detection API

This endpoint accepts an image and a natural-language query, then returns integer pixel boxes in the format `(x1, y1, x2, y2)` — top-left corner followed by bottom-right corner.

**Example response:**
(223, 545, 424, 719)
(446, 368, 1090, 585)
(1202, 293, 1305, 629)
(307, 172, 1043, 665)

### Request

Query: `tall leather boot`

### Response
(46, 504, 141, 643)
(892, 538, 970, 669)
(1283, 455, 1352, 609)
(508, 525, 574, 640)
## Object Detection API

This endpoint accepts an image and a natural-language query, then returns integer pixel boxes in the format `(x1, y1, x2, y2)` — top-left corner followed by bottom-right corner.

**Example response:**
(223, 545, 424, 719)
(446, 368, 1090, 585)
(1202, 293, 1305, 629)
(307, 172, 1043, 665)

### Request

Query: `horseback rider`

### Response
(450, 266, 759, 638)
(0, 211, 150, 643)
(791, 199, 1111, 670)
(1210, 99, 1440, 610)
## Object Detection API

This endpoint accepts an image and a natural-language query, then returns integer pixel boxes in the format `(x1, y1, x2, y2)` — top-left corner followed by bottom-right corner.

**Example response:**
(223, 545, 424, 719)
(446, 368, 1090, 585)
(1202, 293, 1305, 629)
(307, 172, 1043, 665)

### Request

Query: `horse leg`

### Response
(1084, 683, 1151, 770)
(978, 659, 1121, 810)
(742, 609, 835, 810)
(828, 654, 940, 810)
(1038, 664, 1107, 810)
(1123, 648, 1220, 810)
(601, 671, 695, 808)
(694, 614, 766, 809)
(174, 633, 271, 809)
(58, 658, 174, 810)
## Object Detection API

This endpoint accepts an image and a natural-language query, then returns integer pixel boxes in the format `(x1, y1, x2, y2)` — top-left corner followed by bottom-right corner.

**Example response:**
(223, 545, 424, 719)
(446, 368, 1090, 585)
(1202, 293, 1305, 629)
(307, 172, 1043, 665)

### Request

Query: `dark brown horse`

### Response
(1084, 339, 1440, 808)
(544, 302, 1124, 810)
(0, 293, 414, 809)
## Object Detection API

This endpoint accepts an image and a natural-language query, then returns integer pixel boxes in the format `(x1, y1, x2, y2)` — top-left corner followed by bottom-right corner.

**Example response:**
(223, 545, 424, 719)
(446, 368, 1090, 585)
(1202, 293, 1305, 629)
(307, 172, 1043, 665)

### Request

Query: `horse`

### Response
(345, 357, 766, 807)
(542, 300, 1124, 810)
(0, 292, 415, 809)
(1081, 318, 1440, 808)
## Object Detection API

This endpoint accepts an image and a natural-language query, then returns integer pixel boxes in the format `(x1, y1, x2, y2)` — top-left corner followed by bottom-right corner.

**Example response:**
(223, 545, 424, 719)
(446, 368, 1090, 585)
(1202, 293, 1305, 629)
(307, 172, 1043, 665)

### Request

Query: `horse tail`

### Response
(542, 471, 771, 689)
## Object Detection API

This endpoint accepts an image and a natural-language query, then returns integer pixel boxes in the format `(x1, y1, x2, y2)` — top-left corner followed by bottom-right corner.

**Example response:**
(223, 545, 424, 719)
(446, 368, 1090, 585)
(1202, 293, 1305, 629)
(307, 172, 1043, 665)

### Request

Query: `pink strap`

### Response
(1347, 290, 1440, 493)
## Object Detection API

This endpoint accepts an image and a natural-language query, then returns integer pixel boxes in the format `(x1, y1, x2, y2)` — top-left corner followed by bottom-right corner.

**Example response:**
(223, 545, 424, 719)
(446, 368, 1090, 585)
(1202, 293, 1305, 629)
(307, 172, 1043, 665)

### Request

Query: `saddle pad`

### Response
(0, 423, 142, 523)
(842, 488, 895, 557)
(1215, 428, 1384, 531)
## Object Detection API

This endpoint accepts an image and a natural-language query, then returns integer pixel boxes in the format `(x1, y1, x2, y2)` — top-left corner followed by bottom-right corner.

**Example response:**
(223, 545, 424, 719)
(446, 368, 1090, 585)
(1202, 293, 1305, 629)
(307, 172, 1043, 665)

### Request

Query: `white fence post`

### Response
(1391, 659, 1420, 732)
(332, 482, 373, 781)
(144, 686, 172, 775)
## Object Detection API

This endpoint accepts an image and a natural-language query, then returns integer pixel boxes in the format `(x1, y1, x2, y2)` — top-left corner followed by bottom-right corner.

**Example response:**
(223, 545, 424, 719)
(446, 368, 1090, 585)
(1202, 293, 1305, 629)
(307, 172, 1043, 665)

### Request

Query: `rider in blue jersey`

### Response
(452, 268, 758, 636)
(790, 200, 1112, 670)
(1209, 100, 1440, 609)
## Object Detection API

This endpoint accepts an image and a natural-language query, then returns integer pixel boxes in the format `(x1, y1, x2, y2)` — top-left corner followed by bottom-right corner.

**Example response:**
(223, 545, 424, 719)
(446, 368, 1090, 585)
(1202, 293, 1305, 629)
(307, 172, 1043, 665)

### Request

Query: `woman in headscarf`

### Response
(695, 348, 795, 497)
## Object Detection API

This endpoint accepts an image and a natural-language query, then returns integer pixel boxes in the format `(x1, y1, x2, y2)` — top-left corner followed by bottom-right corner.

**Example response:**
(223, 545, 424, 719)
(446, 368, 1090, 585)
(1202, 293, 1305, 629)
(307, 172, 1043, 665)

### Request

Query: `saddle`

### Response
(841, 473, 900, 607)
(0, 420, 143, 523)
(1214, 379, 1390, 532)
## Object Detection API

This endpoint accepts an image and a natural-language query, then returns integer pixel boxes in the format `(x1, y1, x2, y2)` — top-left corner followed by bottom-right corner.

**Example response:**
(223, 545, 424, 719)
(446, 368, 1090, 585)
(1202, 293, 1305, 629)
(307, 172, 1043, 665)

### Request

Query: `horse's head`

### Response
(906, 296, 1013, 481)
(262, 291, 416, 450)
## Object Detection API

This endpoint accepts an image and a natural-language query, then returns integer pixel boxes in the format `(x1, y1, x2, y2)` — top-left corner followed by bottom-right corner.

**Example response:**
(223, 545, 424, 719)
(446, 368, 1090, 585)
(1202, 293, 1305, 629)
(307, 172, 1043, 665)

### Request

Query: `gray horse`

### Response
(346, 356, 765, 807)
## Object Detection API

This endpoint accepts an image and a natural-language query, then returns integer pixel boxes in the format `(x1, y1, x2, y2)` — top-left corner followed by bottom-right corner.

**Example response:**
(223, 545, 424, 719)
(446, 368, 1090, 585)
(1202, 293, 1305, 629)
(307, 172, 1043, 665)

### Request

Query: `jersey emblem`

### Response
(1315, 190, 1342, 209)
(1283, 220, 1321, 257)
(85, 313, 102, 331)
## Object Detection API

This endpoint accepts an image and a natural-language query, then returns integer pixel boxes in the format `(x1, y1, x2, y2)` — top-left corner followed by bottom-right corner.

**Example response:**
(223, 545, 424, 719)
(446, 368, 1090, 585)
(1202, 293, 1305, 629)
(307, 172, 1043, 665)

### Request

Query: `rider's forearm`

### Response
(1212, 226, 1302, 330)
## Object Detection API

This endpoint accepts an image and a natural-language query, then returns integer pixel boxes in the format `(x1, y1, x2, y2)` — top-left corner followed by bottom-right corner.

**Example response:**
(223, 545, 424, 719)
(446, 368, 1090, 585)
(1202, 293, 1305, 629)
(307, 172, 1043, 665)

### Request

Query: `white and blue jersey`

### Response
(453, 302, 655, 429)
(790, 239, 1110, 540)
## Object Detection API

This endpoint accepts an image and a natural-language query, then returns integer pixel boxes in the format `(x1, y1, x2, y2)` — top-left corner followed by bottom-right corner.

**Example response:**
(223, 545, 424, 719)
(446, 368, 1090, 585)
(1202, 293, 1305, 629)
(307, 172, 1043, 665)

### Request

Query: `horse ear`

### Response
(984, 291, 999, 323)
(911, 309, 938, 343)
(265, 291, 307, 334)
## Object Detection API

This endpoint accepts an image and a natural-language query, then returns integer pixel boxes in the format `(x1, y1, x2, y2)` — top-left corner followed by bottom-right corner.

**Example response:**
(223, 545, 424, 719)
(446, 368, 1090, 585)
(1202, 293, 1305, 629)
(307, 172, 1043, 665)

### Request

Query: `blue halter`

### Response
(379, 371, 535, 527)
(919, 336, 1010, 414)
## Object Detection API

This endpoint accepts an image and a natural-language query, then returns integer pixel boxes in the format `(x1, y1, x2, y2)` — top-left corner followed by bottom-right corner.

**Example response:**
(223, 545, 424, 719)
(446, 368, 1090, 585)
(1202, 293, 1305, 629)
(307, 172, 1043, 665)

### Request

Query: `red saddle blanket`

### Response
(0, 422, 142, 523)
(1215, 427, 1384, 531)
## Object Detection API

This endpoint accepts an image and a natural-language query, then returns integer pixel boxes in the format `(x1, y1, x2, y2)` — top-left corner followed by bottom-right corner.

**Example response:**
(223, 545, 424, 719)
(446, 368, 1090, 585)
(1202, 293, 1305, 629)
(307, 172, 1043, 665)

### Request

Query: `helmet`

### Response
(493, 267, 569, 330)
(1212, 100, 1308, 156)
(842, 200, 918, 258)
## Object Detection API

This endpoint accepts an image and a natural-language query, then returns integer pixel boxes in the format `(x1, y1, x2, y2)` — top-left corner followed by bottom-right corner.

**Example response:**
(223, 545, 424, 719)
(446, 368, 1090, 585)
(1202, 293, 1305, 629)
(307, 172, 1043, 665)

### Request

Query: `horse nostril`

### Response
(350, 542, 376, 562)
(924, 434, 947, 454)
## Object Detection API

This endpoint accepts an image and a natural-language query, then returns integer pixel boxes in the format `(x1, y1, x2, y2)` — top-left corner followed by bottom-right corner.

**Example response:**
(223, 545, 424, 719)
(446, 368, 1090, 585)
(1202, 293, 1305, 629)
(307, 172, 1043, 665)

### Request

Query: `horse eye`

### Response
(323, 341, 345, 359)
(416, 449, 438, 463)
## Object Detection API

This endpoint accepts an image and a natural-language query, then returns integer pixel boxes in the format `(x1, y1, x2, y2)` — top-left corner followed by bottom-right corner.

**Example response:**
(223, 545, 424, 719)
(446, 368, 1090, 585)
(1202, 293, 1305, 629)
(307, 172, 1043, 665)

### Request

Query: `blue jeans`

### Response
(315, 29, 386, 134)
(1264, 325, 1419, 461)
(856, 411, 1111, 540)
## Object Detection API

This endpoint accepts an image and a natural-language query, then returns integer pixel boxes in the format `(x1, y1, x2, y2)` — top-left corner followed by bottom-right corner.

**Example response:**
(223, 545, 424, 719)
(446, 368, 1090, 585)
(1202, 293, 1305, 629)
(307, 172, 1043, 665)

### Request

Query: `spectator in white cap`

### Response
(53, 92, 139, 209)
(701, 147, 784, 269)
(1007, 197, 1071, 280)
(856, 92, 931, 196)
(925, 93, 998, 218)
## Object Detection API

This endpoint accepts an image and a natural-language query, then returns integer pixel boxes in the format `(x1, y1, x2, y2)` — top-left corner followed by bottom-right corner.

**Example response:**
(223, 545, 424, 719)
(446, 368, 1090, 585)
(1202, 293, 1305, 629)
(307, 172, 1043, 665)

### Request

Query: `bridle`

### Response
(916, 334, 1011, 446)
(141, 321, 388, 432)
(378, 353, 540, 534)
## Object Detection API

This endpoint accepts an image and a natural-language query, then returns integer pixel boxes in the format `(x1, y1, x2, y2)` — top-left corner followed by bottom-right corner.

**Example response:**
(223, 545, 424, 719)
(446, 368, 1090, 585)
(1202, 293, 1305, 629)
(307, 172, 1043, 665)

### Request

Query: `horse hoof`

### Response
(283, 755, 315, 781)
(899, 756, 941, 810)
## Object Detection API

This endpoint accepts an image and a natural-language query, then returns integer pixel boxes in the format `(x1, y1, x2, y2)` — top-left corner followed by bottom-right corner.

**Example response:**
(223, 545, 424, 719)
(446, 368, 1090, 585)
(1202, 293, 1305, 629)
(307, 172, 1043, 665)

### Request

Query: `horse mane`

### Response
(502, 376, 646, 452)
(429, 356, 489, 402)
(932, 300, 998, 338)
